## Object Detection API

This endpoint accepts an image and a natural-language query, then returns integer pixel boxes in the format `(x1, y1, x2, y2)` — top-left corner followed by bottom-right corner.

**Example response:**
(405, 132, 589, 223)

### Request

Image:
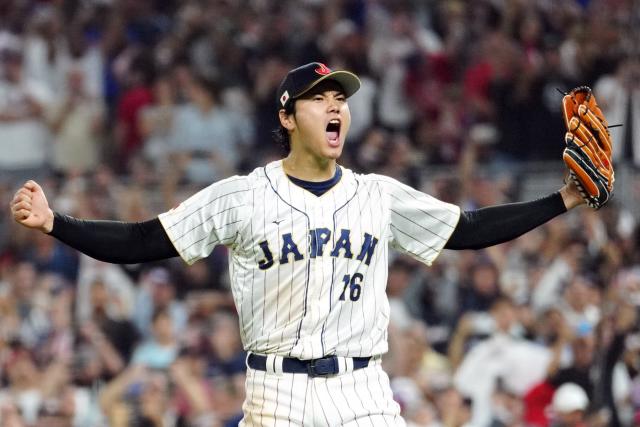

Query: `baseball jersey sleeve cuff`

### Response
(158, 213, 194, 265)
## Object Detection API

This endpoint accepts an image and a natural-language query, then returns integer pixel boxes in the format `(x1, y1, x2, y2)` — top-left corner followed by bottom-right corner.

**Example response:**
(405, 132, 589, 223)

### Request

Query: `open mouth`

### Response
(326, 119, 341, 144)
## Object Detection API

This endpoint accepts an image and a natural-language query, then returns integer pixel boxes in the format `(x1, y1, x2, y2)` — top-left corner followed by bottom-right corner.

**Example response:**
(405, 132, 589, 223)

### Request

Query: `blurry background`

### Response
(0, 0, 639, 426)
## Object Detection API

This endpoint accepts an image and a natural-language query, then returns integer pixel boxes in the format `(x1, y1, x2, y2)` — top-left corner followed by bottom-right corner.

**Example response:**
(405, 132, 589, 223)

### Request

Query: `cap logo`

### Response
(315, 63, 331, 75)
(280, 90, 290, 107)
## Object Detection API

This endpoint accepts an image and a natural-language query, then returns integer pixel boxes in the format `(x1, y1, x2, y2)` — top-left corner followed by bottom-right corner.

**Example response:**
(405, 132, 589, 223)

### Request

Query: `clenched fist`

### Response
(9, 180, 54, 233)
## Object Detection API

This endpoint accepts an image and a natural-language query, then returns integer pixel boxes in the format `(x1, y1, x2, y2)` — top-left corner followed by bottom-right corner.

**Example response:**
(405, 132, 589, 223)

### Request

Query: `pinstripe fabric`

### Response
(240, 361, 405, 426)
(160, 160, 459, 424)
(159, 162, 460, 359)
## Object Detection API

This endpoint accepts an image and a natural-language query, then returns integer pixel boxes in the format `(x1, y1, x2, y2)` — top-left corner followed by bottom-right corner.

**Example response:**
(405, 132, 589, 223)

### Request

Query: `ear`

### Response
(279, 109, 296, 132)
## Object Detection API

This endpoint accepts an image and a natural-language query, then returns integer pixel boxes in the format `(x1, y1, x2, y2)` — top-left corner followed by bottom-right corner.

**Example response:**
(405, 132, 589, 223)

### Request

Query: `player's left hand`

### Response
(559, 176, 587, 210)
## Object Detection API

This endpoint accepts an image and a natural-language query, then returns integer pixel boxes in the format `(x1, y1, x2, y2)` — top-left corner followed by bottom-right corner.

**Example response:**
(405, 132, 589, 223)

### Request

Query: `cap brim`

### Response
(294, 70, 361, 99)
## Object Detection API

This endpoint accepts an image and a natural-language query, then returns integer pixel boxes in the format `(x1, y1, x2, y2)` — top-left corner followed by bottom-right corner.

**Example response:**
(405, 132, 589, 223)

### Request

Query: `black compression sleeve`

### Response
(48, 212, 179, 263)
(444, 192, 567, 250)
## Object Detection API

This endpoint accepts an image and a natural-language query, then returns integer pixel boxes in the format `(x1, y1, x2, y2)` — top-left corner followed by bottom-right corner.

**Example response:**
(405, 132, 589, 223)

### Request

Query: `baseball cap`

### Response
(276, 62, 361, 111)
(552, 383, 589, 413)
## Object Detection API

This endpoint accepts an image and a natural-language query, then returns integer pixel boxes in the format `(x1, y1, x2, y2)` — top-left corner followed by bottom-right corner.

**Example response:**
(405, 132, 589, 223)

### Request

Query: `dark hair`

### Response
(152, 307, 170, 324)
(273, 100, 296, 153)
(129, 52, 156, 86)
(190, 73, 220, 102)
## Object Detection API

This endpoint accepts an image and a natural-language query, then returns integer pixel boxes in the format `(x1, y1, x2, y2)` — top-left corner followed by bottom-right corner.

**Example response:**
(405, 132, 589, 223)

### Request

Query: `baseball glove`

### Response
(561, 86, 614, 209)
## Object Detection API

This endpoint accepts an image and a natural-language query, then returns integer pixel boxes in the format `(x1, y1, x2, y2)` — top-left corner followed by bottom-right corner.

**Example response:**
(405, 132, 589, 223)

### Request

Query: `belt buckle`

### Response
(307, 356, 338, 378)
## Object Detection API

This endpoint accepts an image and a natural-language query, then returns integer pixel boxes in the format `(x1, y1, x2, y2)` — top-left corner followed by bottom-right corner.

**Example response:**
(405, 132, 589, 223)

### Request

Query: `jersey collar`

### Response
(264, 160, 358, 212)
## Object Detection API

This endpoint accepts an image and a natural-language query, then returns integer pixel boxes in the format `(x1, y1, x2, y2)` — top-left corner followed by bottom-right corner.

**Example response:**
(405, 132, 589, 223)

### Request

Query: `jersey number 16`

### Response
(339, 273, 363, 301)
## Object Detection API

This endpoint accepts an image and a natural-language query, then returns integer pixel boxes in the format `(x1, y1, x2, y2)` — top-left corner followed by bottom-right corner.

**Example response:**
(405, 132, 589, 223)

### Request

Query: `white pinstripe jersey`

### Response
(159, 160, 460, 360)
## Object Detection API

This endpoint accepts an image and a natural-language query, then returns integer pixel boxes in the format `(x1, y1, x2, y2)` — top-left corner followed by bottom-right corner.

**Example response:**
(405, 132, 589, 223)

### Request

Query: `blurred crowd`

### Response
(0, 0, 640, 426)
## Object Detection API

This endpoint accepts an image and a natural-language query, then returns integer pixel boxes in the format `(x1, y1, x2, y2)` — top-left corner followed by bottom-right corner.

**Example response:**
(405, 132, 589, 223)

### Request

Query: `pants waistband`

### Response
(247, 353, 372, 377)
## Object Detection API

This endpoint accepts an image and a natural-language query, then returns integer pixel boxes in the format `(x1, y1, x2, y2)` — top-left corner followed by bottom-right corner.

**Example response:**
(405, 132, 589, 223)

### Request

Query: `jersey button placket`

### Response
(308, 209, 323, 346)
(297, 203, 322, 358)
(314, 205, 333, 353)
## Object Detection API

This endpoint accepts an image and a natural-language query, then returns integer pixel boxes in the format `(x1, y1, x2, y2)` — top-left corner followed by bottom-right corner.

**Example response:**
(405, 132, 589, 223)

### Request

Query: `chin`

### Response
(325, 138, 345, 158)
(324, 147, 343, 160)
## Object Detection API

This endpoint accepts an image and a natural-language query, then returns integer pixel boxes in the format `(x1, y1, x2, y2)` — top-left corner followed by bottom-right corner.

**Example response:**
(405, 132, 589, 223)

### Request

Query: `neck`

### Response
(282, 152, 336, 181)
(196, 98, 214, 113)
(156, 335, 175, 346)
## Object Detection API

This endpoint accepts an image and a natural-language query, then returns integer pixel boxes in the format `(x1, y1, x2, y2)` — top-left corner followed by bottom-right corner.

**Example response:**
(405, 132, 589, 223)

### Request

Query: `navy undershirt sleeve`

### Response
(444, 192, 567, 250)
(49, 212, 178, 263)
(47, 188, 565, 260)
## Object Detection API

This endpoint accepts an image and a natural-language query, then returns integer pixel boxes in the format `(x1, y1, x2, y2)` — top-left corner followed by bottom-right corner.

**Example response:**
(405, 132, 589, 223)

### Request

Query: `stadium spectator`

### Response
(113, 52, 155, 172)
(550, 382, 589, 427)
(594, 56, 640, 167)
(48, 67, 105, 175)
(0, 35, 53, 185)
(131, 307, 179, 371)
(133, 267, 187, 339)
(167, 73, 251, 184)
(139, 73, 178, 174)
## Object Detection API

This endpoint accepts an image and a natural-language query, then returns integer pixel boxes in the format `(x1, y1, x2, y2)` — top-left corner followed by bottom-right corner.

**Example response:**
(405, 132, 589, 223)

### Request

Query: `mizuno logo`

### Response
(273, 219, 284, 225)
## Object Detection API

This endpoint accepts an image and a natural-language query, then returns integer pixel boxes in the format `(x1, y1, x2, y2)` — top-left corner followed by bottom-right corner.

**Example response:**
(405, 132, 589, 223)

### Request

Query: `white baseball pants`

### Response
(239, 357, 406, 426)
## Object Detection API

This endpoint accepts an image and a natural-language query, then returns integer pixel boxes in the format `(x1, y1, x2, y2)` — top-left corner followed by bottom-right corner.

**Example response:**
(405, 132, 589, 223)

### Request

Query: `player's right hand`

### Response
(9, 180, 54, 233)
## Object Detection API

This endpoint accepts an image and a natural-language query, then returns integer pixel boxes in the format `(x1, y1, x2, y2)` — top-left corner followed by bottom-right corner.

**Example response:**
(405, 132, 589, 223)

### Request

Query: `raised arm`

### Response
(445, 181, 584, 250)
(10, 180, 178, 263)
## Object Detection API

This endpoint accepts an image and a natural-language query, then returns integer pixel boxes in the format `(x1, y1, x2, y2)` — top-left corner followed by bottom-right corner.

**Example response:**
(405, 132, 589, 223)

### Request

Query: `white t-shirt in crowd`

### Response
(0, 78, 53, 170)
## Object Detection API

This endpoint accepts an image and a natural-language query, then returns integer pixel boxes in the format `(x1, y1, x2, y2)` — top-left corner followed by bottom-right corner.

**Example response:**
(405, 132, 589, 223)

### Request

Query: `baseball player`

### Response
(11, 62, 588, 426)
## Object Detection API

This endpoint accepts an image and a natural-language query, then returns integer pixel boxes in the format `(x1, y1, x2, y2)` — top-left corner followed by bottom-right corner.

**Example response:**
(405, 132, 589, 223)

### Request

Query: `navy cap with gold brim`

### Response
(277, 62, 361, 111)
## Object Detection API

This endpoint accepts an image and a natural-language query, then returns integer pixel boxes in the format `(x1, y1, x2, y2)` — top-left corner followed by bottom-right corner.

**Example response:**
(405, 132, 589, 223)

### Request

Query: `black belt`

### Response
(247, 353, 371, 377)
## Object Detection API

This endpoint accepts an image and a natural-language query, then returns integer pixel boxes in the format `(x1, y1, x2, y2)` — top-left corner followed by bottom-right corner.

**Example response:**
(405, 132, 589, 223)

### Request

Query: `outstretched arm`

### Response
(445, 182, 584, 250)
(10, 181, 178, 263)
